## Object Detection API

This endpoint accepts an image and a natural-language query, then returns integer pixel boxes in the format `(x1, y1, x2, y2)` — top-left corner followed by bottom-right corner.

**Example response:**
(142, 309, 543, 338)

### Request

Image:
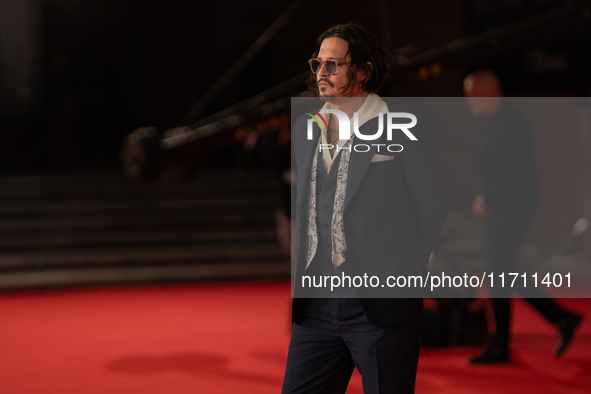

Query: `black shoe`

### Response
(469, 345, 510, 364)
(555, 313, 583, 357)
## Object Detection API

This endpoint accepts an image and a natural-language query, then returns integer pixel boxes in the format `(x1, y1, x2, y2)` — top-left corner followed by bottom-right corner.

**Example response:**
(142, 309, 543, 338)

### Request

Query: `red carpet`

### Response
(1, 281, 589, 393)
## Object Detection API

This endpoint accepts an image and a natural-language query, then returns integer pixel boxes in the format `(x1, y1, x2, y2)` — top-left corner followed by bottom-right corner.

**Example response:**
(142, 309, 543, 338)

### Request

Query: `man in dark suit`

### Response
(464, 69, 583, 364)
(282, 23, 448, 393)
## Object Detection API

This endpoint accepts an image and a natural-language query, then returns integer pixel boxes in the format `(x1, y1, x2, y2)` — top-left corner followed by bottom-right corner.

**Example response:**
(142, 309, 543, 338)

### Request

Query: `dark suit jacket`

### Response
(291, 102, 448, 328)
(479, 101, 539, 212)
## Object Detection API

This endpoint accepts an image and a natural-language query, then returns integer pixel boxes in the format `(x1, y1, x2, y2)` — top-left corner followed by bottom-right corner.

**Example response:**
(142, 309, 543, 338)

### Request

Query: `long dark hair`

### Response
(307, 23, 389, 96)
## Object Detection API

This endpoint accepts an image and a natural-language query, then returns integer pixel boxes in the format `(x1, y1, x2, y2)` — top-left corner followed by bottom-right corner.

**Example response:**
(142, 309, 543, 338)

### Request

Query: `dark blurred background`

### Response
(3, 0, 590, 169)
(1, 0, 590, 289)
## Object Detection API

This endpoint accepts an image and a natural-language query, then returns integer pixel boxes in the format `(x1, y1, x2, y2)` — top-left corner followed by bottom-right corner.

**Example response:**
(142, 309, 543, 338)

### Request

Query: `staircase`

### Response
(0, 168, 290, 290)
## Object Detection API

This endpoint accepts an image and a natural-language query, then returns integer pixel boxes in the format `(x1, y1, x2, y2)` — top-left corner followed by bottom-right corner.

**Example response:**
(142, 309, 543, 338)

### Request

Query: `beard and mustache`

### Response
(318, 78, 335, 102)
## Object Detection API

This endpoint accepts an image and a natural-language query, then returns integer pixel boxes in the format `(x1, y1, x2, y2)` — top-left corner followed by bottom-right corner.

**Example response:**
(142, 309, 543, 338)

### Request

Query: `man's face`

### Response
(316, 37, 354, 98)
(463, 77, 501, 116)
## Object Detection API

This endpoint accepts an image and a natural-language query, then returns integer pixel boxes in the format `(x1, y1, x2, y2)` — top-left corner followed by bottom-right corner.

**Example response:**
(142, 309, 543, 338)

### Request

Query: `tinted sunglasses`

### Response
(308, 58, 350, 74)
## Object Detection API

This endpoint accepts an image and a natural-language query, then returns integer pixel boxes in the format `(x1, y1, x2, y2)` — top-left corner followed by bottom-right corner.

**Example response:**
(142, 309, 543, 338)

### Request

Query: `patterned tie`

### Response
(305, 137, 352, 269)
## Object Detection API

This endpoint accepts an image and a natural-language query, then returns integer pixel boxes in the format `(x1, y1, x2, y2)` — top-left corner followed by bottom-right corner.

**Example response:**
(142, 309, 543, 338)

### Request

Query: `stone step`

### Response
(0, 261, 291, 290)
(0, 227, 278, 251)
(0, 169, 276, 193)
(0, 195, 276, 216)
(0, 244, 285, 270)
(0, 168, 285, 289)
(0, 210, 275, 232)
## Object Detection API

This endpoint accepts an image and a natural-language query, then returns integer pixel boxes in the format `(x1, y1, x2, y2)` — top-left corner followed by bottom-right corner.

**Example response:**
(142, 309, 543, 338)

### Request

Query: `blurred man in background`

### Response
(464, 69, 582, 364)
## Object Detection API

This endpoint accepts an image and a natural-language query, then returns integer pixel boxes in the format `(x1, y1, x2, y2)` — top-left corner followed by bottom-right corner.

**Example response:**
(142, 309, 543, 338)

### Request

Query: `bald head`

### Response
(464, 70, 502, 96)
(463, 70, 503, 116)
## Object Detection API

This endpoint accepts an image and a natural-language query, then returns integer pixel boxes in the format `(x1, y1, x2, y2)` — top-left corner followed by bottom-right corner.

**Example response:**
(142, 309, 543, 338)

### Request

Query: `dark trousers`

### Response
(282, 298, 421, 394)
(486, 208, 567, 348)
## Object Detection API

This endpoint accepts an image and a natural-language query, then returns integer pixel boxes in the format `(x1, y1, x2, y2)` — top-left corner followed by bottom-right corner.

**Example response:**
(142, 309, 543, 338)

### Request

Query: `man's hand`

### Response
(472, 196, 487, 218)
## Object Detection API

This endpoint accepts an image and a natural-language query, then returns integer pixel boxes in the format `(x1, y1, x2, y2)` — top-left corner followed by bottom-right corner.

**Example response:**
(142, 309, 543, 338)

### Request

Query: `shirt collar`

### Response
(320, 93, 388, 138)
